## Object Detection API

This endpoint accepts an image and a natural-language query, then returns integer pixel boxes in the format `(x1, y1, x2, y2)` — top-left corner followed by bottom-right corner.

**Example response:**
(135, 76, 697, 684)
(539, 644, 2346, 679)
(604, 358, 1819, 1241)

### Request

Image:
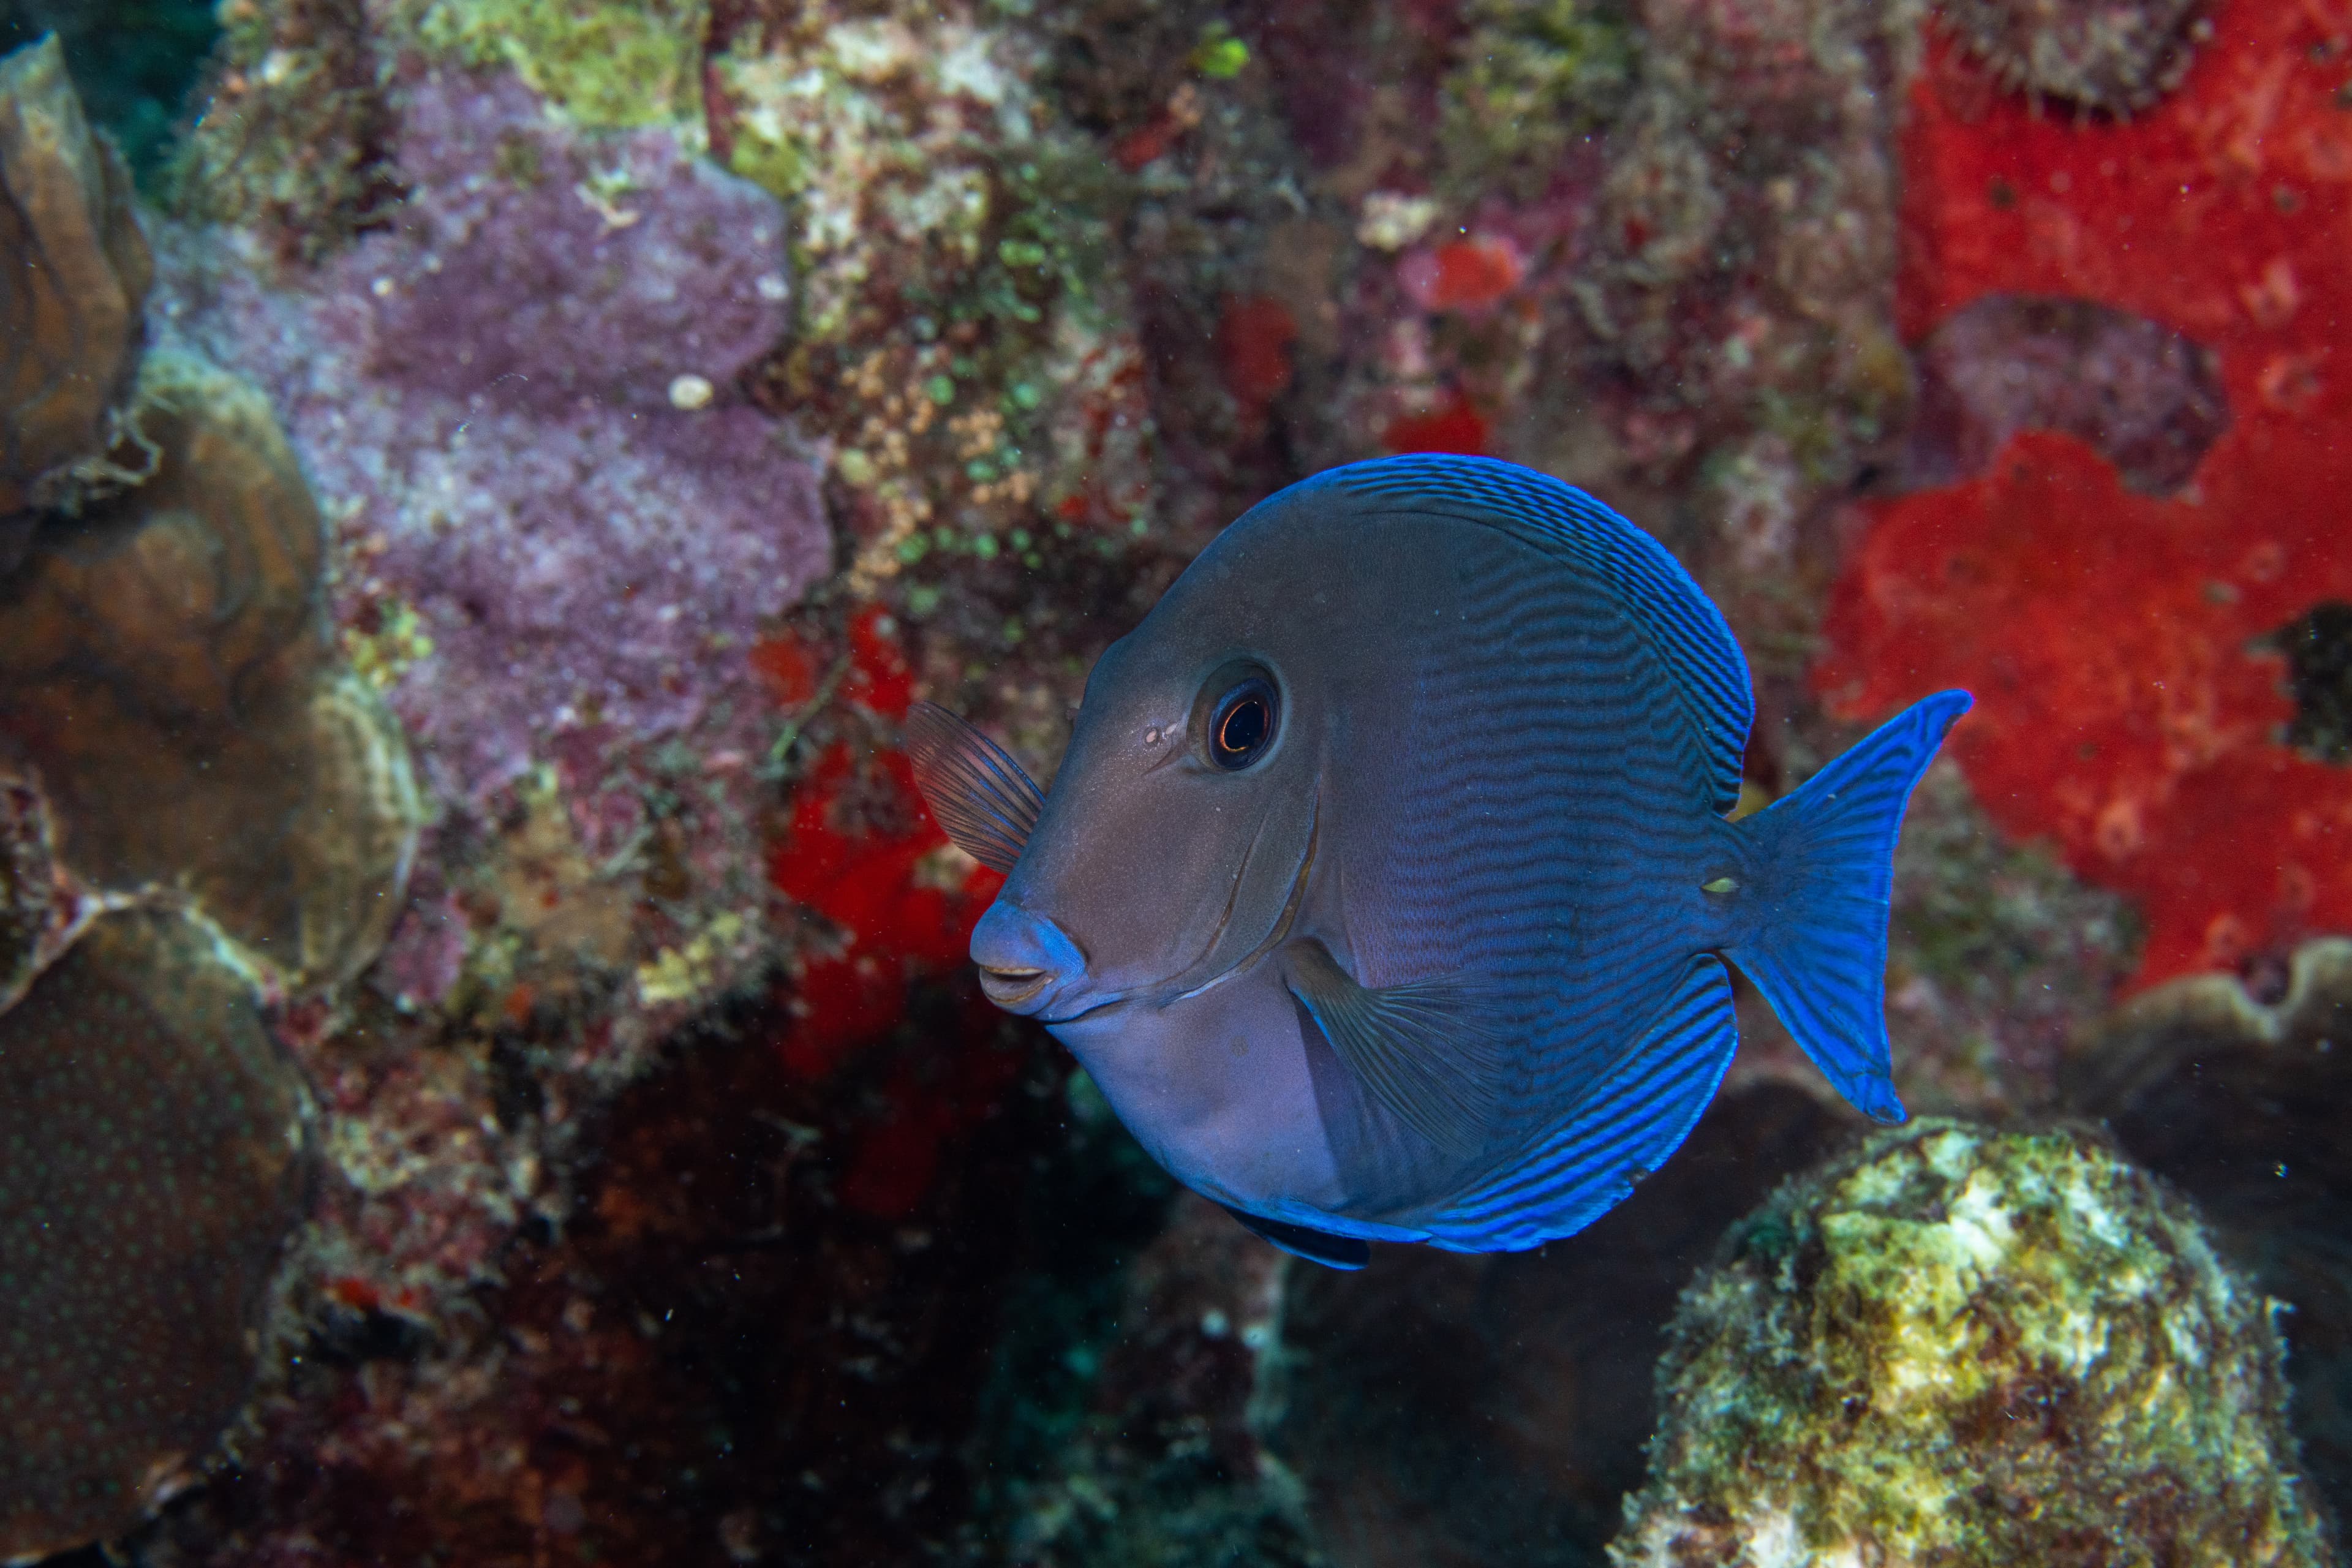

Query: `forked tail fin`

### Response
(1724, 690, 1973, 1123)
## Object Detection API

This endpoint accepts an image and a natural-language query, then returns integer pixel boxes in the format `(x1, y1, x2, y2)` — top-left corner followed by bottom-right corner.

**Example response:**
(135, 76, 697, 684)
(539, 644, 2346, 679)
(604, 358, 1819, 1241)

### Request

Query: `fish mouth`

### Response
(977, 965, 1053, 1008)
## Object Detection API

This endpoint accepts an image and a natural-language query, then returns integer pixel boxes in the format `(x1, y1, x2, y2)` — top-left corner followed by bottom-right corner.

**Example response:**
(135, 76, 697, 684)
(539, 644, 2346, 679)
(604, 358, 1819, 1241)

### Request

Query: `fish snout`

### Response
(970, 900, 1087, 1016)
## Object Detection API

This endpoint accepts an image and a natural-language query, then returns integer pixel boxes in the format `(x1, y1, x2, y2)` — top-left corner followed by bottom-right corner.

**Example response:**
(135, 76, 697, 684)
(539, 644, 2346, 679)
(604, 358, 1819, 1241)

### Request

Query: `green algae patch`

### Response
(1440, 0, 1636, 194)
(1615, 1120, 2334, 1568)
(410, 0, 708, 127)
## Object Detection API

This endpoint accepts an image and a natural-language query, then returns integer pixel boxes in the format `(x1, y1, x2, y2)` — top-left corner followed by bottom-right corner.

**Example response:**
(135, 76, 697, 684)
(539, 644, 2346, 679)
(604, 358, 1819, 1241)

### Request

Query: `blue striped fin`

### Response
(1425, 953, 1740, 1252)
(1308, 454, 1754, 815)
(1727, 690, 1972, 1123)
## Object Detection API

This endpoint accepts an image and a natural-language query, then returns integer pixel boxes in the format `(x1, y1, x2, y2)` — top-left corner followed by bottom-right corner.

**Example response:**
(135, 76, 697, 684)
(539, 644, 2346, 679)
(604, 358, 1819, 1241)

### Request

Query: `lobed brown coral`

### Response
(0, 34, 154, 522)
(0, 38, 438, 1559)
(0, 347, 421, 988)
(0, 771, 62, 1013)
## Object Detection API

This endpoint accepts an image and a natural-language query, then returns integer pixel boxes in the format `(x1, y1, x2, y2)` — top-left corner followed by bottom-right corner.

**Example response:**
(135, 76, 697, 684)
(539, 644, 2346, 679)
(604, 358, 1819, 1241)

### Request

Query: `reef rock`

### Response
(1937, 0, 2211, 115)
(1616, 1120, 2334, 1568)
(2070, 939, 2352, 1526)
(0, 907, 314, 1562)
(0, 34, 153, 524)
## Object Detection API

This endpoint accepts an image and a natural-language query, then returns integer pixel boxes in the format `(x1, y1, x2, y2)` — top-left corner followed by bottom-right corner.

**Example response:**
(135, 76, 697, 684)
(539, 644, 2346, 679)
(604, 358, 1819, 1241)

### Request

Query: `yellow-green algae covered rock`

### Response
(1614, 1121, 2335, 1568)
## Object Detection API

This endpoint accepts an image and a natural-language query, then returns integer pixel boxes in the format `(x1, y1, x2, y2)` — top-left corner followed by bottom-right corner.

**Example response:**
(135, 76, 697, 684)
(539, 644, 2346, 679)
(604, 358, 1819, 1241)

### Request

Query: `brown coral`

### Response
(0, 34, 154, 521)
(0, 907, 315, 1562)
(0, 349, 421, 987)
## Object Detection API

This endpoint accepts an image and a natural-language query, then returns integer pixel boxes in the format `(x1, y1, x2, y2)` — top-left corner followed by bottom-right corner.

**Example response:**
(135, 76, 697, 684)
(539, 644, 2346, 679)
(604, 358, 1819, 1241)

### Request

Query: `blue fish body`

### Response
(910, 455, 1970, 1268)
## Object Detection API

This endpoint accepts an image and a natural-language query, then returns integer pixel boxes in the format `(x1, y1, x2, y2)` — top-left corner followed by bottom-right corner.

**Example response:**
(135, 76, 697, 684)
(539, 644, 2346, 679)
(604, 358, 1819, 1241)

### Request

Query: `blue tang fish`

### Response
(908, 454, 1969, 1270)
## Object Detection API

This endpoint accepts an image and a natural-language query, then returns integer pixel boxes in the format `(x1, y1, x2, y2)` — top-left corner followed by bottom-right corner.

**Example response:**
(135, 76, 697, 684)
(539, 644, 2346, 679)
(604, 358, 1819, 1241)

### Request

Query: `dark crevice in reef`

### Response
(0, 0, 217, 184)
(2067, 946, 2352, 1533)
(2269, 601, 2352, 764)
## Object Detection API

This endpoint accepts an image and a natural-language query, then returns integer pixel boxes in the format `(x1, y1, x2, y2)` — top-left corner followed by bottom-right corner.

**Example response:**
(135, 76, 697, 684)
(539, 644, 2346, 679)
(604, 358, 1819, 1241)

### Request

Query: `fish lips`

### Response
(969, 899, 1095, 1017)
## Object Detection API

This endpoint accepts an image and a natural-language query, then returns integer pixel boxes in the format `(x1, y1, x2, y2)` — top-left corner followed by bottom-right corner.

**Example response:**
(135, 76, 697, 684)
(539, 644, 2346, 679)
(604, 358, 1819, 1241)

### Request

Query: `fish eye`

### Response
(1204, 674, 1279, 771)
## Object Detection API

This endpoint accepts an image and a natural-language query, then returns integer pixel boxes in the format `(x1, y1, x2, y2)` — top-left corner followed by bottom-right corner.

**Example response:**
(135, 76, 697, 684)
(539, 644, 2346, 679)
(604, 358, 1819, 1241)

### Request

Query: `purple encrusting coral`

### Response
(153, 68, 827, 814)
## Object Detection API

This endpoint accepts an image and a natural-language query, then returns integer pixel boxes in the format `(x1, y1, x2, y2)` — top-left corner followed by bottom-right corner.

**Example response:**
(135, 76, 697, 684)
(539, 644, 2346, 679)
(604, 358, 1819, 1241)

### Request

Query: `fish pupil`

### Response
(1207, 676, 1278, 769)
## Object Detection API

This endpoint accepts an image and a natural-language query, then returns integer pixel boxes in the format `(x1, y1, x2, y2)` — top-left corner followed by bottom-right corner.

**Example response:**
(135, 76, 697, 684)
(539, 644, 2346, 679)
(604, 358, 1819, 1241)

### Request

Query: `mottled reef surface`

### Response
(1, 0, 2350, 1564)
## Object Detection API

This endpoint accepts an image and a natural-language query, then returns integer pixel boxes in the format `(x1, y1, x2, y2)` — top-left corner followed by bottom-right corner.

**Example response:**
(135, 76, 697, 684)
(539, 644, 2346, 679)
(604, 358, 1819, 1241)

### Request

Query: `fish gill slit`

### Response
(1171, 788, 1321, 1003)
(1165, 805, 1269, 990)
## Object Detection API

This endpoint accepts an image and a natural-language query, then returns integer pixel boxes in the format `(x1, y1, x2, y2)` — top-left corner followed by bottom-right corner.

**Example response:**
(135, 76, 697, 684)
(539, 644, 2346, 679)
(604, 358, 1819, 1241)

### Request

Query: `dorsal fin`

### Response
(1303, 454, 1754, 815)
(905, 703, 1046, 874)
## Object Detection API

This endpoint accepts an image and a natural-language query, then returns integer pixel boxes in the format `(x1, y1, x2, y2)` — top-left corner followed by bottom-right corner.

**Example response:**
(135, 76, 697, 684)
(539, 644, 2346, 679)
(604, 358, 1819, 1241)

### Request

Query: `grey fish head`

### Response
(970, 516, 1327, 1029)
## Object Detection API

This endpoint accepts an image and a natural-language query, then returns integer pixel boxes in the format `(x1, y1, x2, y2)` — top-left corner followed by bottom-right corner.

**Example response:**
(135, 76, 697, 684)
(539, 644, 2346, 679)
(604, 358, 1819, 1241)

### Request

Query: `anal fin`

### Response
(1221, 1204, 1370, 1270)
(1431, 952, 1740, 1252)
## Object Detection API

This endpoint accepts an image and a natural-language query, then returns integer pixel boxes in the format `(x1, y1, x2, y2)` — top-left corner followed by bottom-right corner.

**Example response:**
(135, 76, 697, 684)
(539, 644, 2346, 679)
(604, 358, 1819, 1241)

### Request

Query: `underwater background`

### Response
(0, 0, 2348, 1561)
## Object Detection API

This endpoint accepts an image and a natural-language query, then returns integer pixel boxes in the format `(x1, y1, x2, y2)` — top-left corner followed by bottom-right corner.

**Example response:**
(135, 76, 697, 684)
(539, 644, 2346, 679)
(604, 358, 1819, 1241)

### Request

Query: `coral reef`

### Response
(1515, 0, 1922, 638)
(1936, 0, 2212, 114)
(146, 85, 829, 1384)
(143, 989, 1063, 1568)
(2, 0, 2337, 1560)
(1820, 0, 2352, 989)
(0, 35, 153, 522)
(1616, 1120, 2334, 1567)
(159, 67, 821, 817)
(2068, 940, 2352, 1522)
(0, 907, 314, 1564)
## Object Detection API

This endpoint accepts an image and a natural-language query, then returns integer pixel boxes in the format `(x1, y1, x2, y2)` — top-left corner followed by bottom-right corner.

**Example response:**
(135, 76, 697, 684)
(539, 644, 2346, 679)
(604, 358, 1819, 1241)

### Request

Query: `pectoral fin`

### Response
(1221, 1204, 1370, 1270)
(1283, 938, 1506, 1159)
(906, 702, 1047, 874)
